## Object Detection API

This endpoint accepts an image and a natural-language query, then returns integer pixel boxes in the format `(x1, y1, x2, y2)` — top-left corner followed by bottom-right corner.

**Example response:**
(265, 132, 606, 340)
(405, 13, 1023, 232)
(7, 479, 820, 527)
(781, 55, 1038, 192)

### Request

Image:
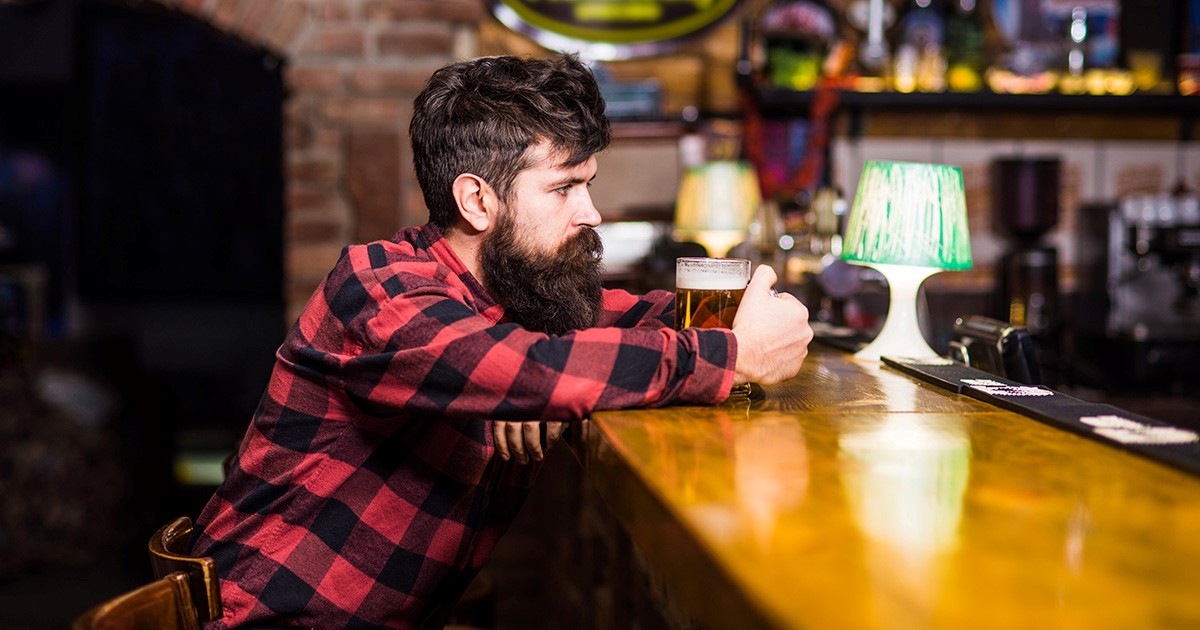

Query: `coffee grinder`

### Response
(991, 157, 1062, 384)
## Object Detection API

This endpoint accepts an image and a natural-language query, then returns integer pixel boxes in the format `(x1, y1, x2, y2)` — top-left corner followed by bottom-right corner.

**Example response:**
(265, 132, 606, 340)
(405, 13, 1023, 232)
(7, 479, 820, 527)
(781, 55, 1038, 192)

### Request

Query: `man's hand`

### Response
(493, 421, 565, 464)
(731, 265, 814, 386)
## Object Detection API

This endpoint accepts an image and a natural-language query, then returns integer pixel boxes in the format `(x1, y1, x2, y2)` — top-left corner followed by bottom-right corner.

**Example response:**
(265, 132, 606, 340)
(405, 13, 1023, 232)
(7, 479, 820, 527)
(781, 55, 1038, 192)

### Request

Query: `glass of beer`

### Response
(675, 257, 755, 398)
(675, 257, 750, 330)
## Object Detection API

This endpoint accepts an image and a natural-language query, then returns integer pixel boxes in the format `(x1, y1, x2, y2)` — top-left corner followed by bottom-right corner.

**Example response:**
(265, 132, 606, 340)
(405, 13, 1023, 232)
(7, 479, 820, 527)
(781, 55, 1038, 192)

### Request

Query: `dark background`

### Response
(1, 2, 284, 626)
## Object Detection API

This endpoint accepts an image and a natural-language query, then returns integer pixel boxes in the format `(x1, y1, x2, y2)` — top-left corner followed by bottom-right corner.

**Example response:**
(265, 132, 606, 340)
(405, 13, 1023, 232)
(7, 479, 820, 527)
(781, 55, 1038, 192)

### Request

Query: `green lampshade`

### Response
(841, 160, 973, 270)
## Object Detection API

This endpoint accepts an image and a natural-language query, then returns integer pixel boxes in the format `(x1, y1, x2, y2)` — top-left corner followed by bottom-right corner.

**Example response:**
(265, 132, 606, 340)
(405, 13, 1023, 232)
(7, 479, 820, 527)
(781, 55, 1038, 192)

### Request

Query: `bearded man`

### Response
(190, 53, 812, 629)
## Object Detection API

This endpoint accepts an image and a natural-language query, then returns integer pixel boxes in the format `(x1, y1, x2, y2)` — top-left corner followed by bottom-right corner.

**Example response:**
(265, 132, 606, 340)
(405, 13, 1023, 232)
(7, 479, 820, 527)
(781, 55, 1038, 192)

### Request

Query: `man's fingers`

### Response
(747, 264, 778, 296)
(524, 422, 544, 461)
(496, 421, 566, 464)
(505, 422, 528, 463)
(493, 421, 511, 461)
(546, 422, 564, 445)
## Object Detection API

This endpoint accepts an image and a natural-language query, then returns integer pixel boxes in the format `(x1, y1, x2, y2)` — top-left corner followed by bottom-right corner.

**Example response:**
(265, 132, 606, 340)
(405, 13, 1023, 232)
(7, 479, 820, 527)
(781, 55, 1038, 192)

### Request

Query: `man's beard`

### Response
(480, 210, 604, 336)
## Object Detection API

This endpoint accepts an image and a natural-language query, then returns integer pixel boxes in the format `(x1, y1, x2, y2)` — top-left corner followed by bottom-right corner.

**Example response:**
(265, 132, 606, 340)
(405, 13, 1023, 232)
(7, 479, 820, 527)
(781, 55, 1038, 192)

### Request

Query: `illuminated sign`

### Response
(489, 0, 743, 60)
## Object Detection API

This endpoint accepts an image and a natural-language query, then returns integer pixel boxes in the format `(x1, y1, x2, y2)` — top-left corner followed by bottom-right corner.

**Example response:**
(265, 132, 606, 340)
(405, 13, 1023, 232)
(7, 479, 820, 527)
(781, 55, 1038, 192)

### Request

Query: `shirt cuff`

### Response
(679, 327, 737, 403)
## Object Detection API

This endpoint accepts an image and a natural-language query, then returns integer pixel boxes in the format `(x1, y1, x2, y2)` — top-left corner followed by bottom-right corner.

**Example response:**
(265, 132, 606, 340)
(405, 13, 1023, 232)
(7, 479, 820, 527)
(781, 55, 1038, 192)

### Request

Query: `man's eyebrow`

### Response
(548, 172, 596, 186)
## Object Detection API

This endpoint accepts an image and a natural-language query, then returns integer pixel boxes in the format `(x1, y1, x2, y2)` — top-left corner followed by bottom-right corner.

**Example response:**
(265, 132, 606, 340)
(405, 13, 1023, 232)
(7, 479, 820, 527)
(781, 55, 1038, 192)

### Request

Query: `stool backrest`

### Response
(148, 516, 222, 622)
(72, 572, 201, 630)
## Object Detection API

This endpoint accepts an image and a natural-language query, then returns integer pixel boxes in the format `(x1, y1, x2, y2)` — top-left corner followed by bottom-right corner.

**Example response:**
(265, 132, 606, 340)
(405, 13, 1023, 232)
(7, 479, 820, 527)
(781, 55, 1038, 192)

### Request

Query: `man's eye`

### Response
(555, 186, 571, 195)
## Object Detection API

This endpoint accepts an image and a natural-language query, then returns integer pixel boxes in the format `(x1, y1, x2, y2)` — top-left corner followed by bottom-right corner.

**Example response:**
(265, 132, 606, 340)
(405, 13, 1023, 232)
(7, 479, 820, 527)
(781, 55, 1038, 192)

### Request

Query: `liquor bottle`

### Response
(895, 0, 948, 92)
(759, 0, 839, 91)
(945, 0, 985, 92)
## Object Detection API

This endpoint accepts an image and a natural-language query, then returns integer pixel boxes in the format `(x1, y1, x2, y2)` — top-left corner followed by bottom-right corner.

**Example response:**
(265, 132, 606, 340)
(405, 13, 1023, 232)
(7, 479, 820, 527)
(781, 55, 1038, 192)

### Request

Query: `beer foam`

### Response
(676, 258, 750, 290)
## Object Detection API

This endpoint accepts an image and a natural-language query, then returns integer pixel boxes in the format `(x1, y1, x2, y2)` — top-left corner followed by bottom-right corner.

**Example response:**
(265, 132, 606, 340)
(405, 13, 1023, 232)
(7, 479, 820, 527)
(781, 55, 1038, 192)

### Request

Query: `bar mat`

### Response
(882, 356, 1200, 477)
(811, 322, 869, 354)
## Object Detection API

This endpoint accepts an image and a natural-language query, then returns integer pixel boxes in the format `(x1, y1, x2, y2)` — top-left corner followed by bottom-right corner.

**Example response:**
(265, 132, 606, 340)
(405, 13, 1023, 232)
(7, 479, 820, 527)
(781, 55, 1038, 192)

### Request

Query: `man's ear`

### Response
(452, 173, 496, 233)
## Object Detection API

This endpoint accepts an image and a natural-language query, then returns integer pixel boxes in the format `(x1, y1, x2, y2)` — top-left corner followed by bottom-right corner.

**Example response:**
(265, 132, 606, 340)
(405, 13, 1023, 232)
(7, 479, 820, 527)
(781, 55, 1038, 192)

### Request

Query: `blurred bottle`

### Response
(945, 0, 985, 92)
(895, 0, 948, 92)
(894, 43, 920, 92)
(759, 0, 839, 91)
(1061, 5, 1089, 95)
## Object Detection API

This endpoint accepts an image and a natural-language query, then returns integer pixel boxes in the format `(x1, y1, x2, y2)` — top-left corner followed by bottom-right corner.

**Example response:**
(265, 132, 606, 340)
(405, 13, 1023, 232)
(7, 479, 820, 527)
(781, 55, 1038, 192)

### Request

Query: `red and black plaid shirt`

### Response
(191, 223, 736, 628)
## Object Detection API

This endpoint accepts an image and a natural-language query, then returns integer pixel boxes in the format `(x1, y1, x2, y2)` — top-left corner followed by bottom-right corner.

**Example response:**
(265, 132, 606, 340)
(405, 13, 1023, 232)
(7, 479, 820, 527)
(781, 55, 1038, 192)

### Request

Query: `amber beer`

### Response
(674, 257, 751, 331)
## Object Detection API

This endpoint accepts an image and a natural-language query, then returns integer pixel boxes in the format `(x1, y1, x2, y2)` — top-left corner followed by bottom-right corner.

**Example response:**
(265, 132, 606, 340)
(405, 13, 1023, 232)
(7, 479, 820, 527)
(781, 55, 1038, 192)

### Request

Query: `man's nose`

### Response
(576, 191, 602, 228)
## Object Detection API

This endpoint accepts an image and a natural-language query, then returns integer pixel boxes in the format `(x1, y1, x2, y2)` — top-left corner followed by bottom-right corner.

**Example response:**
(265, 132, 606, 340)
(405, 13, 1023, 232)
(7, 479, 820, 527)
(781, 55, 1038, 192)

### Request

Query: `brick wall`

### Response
(159, 0, 768, 323)
(163, 0, 483, 323)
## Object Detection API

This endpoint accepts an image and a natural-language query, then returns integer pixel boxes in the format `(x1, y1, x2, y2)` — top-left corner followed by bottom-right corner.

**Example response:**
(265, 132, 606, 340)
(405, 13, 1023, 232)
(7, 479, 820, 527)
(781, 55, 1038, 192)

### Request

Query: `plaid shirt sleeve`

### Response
(310, 241, 736, 423)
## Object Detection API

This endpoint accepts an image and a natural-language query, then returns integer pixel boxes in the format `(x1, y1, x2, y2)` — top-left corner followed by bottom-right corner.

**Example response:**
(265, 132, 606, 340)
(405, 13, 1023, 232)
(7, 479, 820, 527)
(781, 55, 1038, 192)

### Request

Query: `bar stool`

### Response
(148, 516, 223, 623)
(72, 572, 202, 630)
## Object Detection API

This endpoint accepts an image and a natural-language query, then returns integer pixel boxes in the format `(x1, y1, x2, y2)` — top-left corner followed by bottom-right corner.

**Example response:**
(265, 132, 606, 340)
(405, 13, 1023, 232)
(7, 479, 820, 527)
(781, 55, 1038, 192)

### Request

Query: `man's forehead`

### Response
(525, 141, 589, 173)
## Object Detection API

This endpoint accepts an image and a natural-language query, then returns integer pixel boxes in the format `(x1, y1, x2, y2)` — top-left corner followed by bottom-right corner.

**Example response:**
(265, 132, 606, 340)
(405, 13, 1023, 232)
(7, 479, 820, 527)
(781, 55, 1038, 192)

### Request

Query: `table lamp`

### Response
(841, 160, 972, 361)
(674, 160, 761, 257)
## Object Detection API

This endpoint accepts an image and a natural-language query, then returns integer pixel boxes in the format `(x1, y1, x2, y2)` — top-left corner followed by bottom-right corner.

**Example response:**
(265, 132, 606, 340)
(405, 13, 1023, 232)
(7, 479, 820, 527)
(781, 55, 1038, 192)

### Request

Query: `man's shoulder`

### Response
(320, 227, 493, 322)
(346, 225, 427, 262)
(336, 227, 448, 287)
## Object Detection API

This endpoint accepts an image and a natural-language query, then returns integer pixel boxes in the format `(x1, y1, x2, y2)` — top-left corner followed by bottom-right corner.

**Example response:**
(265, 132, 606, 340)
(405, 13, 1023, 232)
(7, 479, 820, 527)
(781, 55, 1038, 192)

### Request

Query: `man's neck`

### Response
(442, 226, 484, 284)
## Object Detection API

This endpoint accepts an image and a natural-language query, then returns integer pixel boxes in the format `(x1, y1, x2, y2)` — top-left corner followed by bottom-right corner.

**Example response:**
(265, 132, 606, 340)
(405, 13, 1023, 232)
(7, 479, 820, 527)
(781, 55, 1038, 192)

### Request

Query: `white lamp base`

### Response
(852, 263, 940, 362)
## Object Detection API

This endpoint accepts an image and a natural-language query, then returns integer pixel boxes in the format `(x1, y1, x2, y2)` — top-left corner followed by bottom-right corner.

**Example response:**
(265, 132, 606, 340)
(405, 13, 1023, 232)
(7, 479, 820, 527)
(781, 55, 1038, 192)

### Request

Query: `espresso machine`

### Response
(1073, 194, 1200, 393)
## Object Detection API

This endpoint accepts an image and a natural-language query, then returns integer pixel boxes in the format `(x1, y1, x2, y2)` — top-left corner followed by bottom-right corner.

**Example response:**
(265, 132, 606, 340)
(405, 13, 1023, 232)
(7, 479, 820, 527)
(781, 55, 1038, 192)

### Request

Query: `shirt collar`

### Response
(418, 223, 505, 323)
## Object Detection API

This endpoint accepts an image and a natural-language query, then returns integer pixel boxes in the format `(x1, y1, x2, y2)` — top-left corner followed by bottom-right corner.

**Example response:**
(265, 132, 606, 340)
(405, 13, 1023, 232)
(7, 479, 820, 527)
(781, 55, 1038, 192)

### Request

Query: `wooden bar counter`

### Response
(574, 344, 1200, 629)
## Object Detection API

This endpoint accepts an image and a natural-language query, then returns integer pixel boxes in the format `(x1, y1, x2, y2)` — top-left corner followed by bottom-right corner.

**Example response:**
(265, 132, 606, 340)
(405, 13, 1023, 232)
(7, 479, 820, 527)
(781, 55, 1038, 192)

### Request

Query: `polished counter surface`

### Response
(580, 345, 1200, 629)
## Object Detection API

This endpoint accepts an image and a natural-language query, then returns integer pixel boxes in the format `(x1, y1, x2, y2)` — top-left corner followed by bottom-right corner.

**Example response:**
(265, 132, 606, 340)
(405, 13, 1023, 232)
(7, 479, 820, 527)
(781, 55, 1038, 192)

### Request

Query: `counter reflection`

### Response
(733, 413, 810, 548)
(839, 416, 971, 619)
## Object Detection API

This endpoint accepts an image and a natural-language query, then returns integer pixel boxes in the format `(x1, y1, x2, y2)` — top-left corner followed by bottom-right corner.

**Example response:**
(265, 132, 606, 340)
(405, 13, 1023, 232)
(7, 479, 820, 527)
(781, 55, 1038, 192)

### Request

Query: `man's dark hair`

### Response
(410, 54, 611, 230)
